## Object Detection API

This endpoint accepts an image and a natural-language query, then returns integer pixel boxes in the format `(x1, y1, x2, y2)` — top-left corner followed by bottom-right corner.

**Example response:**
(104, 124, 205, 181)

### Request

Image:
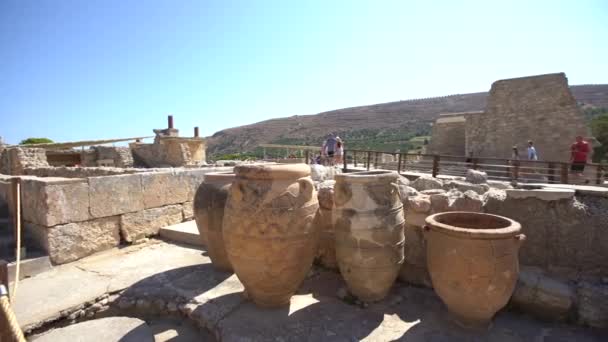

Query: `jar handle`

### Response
(230, 182, 243, 202)
(298, 177, 315, 201)
(514, 234, 526, 248)
(422, 224, 431, 238)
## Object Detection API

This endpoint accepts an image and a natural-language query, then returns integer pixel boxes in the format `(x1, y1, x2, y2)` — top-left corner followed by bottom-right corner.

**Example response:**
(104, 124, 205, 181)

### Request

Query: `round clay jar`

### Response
(424, 211, 525, 330)
(193, 171, 235, 272)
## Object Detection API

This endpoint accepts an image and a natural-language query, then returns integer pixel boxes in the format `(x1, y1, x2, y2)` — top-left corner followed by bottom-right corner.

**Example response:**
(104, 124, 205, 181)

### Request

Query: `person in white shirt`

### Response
(527, 140, 538, 161)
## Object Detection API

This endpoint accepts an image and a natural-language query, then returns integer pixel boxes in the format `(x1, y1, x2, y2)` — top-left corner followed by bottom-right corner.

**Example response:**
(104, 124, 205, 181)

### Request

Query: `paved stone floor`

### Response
(13, 240, 608, 341)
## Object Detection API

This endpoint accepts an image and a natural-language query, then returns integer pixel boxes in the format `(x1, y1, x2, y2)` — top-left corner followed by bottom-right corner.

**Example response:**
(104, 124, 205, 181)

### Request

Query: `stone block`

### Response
(505, 189, 575, 201)
(141, 171, 189, 209)
(577, 281, 608, 328)
(411, 176, 443, 192)
(120, 204, 183, 242)
(465, 169, 488, 184)
(89, 174, 144, 217)
(442, 180, 489, 195)
(182, 201, 194, 220)
(510, 266, 574, 321)
(21, 177, 91, 226)
(430, 189, 483, 213)
(25, 216, 121, 264)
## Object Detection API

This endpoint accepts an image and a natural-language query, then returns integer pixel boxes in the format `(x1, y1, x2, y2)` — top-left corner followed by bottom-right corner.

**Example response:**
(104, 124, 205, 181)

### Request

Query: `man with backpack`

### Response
(323, 134, 338, 165)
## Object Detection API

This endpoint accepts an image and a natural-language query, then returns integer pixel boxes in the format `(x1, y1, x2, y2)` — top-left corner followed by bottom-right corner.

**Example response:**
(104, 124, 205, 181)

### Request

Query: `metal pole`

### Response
(397, 153, 402, 174)
(168, 115, 174, 129)
(343, 150, 348, 171)
(366, 151, 371, 171)
(432, 155, 440, 178)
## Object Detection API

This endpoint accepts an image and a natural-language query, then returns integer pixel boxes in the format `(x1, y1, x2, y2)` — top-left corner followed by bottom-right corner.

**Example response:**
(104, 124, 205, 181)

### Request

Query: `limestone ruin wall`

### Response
(468, 73, 591, 162)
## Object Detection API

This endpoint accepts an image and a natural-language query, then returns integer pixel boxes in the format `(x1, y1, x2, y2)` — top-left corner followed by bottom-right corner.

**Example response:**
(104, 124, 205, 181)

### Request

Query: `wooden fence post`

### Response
(513, 162, 519, 182)
(305, 150, 310, 165)
(366, 151, 371, 171)
(353, 151, 357, 167)
(343, 150, 348, 172)
(472, 158, 478, 170)
(374, 152, 379, 169)
(397, 153, 402, 174)
(432, 155, 440, 178)
(560, 163, 569, 184)
(548, 162, 555, 183)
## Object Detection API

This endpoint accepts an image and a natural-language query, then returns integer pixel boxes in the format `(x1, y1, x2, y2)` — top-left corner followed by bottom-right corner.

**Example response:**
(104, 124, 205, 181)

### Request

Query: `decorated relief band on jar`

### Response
(424, 212, 525, 330)
(334, 170, 405, 302)
(222, 164, 319, 308)
(193, 171, 235, 272)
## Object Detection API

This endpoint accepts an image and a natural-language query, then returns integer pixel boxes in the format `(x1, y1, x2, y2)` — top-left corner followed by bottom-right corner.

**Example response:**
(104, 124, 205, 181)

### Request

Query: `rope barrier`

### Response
(0, 285, 26, 342)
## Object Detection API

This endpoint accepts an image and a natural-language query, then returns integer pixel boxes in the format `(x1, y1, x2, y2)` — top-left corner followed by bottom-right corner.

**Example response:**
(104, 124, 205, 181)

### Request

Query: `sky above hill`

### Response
(1, 0, 607, 144)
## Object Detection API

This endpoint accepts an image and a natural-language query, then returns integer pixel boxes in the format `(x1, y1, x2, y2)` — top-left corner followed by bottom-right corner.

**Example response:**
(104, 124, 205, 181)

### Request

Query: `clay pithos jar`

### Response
(314, 207, 337, 269)
(193, 171, 235, 272)
(424, 212, 525, 330)
(222, 164, 319, 308)
(334, 170, 405, 302)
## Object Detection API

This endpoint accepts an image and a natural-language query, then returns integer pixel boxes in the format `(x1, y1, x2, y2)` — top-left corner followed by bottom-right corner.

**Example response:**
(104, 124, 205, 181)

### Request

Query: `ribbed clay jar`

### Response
(314, 181, 337, 269)
(334, 170, 405, 302)
(193, 171, 235, 271)
(424, 212, 525, 330)
(222, 164, 319, 308)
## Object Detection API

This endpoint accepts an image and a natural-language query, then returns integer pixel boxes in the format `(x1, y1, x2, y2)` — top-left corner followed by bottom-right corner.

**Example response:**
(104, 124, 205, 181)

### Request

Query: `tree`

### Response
(19, 137, 54, 145)
(590, 113, 608, 163)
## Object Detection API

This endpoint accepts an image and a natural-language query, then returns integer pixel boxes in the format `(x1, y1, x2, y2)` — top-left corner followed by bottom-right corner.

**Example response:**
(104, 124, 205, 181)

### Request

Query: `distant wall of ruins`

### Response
(427, 113, 473, 156)
(468, 73, 590, 162)
(131, 138, 206, 168)
(428, 73, 593, 162)
(0, 147, 49, 175)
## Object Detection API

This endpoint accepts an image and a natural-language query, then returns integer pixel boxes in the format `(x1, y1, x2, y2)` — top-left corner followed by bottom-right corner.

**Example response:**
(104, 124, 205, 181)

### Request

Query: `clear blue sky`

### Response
(1, 0, 607, 144)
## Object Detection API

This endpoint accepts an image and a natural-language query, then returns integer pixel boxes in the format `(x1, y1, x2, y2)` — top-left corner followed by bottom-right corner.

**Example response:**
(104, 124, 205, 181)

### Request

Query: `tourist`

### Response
(527, 140, 538, 161)
(323, 134, 338, 166)
(570, 136, 590, 183)
(335, 139, 344, 165)
(511, 146, 520, 160)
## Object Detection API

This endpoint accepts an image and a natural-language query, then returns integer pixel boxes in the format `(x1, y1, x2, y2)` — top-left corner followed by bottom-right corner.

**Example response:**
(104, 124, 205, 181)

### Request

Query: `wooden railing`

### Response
(341, 149, 606, 185)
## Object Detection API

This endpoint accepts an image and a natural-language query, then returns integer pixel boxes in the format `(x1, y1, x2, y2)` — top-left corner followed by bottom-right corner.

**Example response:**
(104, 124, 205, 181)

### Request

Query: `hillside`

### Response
(207, 84, 608, 158)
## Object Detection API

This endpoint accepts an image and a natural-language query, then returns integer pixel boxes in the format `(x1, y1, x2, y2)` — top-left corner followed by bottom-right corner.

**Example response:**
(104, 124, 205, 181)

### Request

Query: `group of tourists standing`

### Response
(312, 133, 344, 165)
(507, 136, 591, 182)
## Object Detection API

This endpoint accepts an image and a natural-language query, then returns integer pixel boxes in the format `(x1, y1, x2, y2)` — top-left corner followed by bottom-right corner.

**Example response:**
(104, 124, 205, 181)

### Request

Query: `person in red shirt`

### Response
(570, 136, 590, 182)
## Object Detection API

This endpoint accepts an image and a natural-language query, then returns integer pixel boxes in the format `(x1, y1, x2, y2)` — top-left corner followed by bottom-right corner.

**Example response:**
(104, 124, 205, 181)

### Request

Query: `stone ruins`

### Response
(428, 73, 592, 162)
(0, 75, 607, 341)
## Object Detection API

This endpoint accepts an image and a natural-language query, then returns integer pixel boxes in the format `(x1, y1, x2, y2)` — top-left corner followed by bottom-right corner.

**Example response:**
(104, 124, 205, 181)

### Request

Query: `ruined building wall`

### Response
(0, 147, 50, 175)
(131, 139, 206, 168)
(95, 146, 134, 167)
(467, 73, 591, 162)
(427, 114, 467, 156)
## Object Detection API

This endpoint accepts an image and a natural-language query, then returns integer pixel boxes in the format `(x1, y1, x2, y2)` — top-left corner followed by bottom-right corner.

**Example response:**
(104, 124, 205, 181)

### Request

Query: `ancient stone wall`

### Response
(427, 113, 469, 155)
(2, 167, 229, 264)
(95, 146, 134, 167)
(131, 138, 206, 168)
(0, 147, 49, 175)
(23, 166, 140, 178)
(468, 73, 591, 162)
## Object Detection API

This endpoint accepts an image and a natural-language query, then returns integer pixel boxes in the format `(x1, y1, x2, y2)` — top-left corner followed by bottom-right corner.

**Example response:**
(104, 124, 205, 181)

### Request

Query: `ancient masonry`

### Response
(426, 112, 481, 156)
(429, 73, 592, 162)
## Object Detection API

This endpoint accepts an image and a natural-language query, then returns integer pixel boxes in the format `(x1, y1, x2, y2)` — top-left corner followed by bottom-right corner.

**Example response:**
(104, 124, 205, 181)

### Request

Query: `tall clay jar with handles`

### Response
(222, 164, 319, 308)
(334, 170, 405, 302)
(193, 171, 235, 272)
(424, 212, 525, 330)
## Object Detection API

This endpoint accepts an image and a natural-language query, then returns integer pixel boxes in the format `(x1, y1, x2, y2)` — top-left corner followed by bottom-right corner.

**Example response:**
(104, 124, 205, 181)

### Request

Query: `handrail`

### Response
(342, 149, 605, 185)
